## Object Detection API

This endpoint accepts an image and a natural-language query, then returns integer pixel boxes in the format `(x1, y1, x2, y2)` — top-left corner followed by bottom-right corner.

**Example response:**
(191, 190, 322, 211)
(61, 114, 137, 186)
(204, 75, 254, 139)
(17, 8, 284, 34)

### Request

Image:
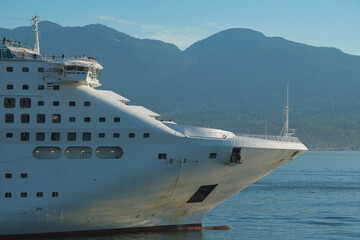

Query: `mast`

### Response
(32, 14, 40, 55)
(280, 80, 294, 136)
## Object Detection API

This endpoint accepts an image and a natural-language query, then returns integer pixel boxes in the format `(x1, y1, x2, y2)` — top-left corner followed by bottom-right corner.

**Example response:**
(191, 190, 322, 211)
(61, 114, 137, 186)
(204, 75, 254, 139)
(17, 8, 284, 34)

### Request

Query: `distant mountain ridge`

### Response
(1, 22, 360, 149)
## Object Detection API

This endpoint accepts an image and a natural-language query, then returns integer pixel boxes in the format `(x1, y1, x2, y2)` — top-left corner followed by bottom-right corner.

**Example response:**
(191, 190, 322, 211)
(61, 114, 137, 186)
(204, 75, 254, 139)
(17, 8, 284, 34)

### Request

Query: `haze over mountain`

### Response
(1, 21, 360, 149)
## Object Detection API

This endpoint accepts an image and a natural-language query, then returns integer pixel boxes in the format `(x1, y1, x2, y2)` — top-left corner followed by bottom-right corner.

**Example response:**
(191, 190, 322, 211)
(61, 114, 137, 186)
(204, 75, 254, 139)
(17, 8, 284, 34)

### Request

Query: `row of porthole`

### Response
(33, 146, 123, 159)
(4, 191, 59, 198)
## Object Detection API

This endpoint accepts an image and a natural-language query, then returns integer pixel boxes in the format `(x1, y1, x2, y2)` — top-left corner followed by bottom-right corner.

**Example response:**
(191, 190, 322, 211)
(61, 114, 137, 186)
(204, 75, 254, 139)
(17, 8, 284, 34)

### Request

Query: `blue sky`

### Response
(0, 0, 359, 55)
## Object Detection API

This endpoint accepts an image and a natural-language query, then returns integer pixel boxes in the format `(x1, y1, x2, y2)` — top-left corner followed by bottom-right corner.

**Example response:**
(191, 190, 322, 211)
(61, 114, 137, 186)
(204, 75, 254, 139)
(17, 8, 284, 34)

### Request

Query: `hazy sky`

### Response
(0, 0, 359, 55)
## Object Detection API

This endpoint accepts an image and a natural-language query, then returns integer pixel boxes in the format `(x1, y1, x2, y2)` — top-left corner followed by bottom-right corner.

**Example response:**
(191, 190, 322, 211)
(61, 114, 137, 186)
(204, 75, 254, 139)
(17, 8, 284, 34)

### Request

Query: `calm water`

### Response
(48, 151, 360, 240)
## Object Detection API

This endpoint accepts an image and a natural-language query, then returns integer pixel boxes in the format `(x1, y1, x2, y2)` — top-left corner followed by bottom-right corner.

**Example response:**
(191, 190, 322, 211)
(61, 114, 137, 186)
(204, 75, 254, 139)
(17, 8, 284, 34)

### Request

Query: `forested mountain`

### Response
(1, 22, 360, 149)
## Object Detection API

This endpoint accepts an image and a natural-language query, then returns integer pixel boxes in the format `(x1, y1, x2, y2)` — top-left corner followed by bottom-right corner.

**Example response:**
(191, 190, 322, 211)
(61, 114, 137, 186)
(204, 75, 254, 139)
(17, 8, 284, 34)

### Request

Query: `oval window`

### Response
(33, 147, 62, 159)
(95, 147, 123, 159)
(65, 146, 92, 159)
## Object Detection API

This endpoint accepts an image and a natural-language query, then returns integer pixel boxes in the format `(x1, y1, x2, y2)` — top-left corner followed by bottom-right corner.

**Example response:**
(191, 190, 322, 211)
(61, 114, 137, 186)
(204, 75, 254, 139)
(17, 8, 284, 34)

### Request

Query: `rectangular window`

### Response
(113, 133, 120, 138)
(67, 132, 76, 141)
(38, 101, 44, 106)
(52, 192, 59, 197)
(22, 67, 29, 72)
(6, 84, 13, 90)
(129, 133, 135, 138)
(209, 153, 217, 159)
(21, 114, 30, 123)
(38, 85, 44, 90)
(37, 114, 45, 123)
(99, 117, 105, 122)
(98, 133, 105, 138)
(36, 132, 45, 141)
(114, 117, 120, 122)
(143, 133, 150, 138)
(158, 153, 167, 159)
(6, 133, 13, 138)
(84, 117, 91, 122)
(20, 98, 31, 108)
(69, 117, 76, 122)
(6, 67, 13, 72)
(52, 114, 61, 123)
(82, 132, 91, 141)
(53, 85, 60, 90)
(4, 98, 15, 108)
(69, 101, 76, 106)
(5, 114, 14, 123)
(22, 85, 29, 90)
(5, 173, 12, 179)
(53, 101, 59, 106)
(51, 132, 60, 141)
(84, 101, 91, 106)
(20, 132, 30, 141)
(21, 173, 28, 178)
(38, 67, 44, 73)
(20, 192, 28, 198)
(5, 192, 12, 198)
(36, 192, 43, 197)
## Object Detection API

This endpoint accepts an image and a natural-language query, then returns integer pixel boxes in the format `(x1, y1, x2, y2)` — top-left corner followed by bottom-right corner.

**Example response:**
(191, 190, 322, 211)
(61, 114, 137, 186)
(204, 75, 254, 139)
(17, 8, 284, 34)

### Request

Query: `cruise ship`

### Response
(0, 15, 307, 238)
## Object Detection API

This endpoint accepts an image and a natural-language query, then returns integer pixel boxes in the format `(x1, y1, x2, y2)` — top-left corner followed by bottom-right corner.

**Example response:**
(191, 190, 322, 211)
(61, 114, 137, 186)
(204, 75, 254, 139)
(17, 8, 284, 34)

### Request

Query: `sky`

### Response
(0, 0, 359, 55)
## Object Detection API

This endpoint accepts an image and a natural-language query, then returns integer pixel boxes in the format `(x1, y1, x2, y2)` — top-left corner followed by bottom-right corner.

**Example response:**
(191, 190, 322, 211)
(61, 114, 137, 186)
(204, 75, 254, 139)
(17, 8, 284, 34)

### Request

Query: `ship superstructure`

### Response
(0, 16, 307, 238)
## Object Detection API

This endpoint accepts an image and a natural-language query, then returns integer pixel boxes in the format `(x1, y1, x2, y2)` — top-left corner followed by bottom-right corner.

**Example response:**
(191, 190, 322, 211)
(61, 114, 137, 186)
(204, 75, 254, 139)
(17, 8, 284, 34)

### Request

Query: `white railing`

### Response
(238, 134, 301, 143)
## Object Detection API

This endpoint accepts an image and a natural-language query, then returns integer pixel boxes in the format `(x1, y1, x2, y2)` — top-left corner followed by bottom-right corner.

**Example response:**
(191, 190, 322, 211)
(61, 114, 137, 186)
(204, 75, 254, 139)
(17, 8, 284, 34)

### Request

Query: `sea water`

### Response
(48, 151, 360, 240)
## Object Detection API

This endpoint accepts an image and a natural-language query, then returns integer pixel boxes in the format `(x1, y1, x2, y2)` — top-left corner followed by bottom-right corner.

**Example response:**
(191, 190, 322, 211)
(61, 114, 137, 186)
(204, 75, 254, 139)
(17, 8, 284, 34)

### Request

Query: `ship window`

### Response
(38, 67, 44, 73)
(37, 114, 45, 123)
(113, 133, 120, 138)
(83, 132, 91, 141)
(21, 132, 30, 141)
(95, 147, 123, 159)
(22, 67, 29, 72)
(69, 101, 76, 106)
(5, 114, 14, 123)
(129, 133, 135, 138)
(67, 132, 76, 141)
(21, 114, 30, 123)
(53, 101, 59, 106)
(143, 133, 150, 138)
(209, 153, 217, 159)
(21, 192, 28, 198)
(21, 173, 28, 178)
(53, 85, 60, 90)
(98, 133, 105, 138)
(4, 98, 15, 108)
(52, 192, 59, 197)
(187, 184, 218, 203)
(114, 117, 120, 122)
(6, 133, 13, 138)
(158, 153, 167, 159)
(5, 192, 12, 198)
(84, 101, 91, 106)
(38, 101, 44, 106)
(52, 114, 61, 123)
(65, 146, 92, 159)
(33, 147, 62, 159)
(69, 117, 76, 122)
(36, 192, 43, 197)
(36, 132, 45, 141)
(84, 117, 91, 122)
(20, 98, 31, 108)
(38, 85, 44, 90)
(7, 84, 13, 90)
(51, 132, 60, 141)
(6, 67, 13, 72)
(5, 173, 12, 179)
(99, 117, 105, 122)
(22, 85, 29, 90)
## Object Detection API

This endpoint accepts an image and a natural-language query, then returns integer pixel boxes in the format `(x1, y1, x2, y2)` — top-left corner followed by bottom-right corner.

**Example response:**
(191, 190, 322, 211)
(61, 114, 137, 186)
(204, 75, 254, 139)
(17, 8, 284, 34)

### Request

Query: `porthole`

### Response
(65, 146, 92, 159)
(33, 146, 62, 159)
(95, 147, 123, 159)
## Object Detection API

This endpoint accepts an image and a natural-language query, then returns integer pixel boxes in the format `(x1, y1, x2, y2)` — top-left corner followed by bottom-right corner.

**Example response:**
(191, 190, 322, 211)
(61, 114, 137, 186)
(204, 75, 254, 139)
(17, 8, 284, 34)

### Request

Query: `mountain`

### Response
(1, 22, 360, 149)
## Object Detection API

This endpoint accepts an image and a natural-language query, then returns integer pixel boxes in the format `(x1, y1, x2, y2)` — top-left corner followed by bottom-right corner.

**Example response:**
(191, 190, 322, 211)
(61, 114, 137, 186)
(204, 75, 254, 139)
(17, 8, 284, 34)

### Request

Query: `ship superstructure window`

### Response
(33, 147, 62, 159)
(38, 85, 44, 90)
(158, 153, 167, 159)
(20, 98, 31, 108)
(7, 84, 13, 90)
(51, 132, 60, 141)
(83, 132, 91, 141)
(5, 173, 12, 179)
(143, 133, 150, 138)
(38, 101, 44, 106)
(52, 192, 59, 197)
(4, 98, 15, 108)
(65, 147, 92, 159)
(98, 133, 105, 138)
(22, 85, 29, 90)
(6, 133, 13, 138)
(114, 117, 120, 122)
(36, 132, 45, 141)
(84, 117, 91, 122)
(53, 85, 60, 90)
(84, 101, 91, 106)
(36, 192, 43, 197)
(209, 153, 217, 159)
(21, 173, 28, 178)
(99, 117, 105, 122)
(20, 192, 28, 198)
(5, 192, 12, 198)
(129, 133, 135, 138)
(113, 133, 120, 138)
(21, 114, 30, 123)
(38, 67, 44, 73)
(22, 67, 29, 72)
(37, 114, 45, 123)
(69, 117, 76, 122)
(5, 114, 14, 123)
(52, 114, 61, 123)
(6, 67, 13, 72)
(21, 132, 30, 141)
(69, 101, 76, 106)
(67, 132, 76, 141)
(53, 101, 59, 106)
(95, 147, 123, 159)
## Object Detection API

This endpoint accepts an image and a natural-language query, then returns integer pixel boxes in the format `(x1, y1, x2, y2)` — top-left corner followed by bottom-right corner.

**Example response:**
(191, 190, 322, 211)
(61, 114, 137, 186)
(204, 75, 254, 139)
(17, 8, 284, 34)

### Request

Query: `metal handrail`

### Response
(238, 134, 301, 143)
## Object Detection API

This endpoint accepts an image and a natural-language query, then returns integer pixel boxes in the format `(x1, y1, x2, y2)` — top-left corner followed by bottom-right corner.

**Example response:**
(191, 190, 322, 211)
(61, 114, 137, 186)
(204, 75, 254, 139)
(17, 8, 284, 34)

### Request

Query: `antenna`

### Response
(280, 81, 295, 136)
(32, 14, 40, 55)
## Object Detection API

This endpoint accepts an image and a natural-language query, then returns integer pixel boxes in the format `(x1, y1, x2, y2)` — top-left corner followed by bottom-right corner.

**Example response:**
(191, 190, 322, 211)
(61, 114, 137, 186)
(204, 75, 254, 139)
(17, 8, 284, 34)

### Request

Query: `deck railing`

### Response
(238, 134, 301, 143)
